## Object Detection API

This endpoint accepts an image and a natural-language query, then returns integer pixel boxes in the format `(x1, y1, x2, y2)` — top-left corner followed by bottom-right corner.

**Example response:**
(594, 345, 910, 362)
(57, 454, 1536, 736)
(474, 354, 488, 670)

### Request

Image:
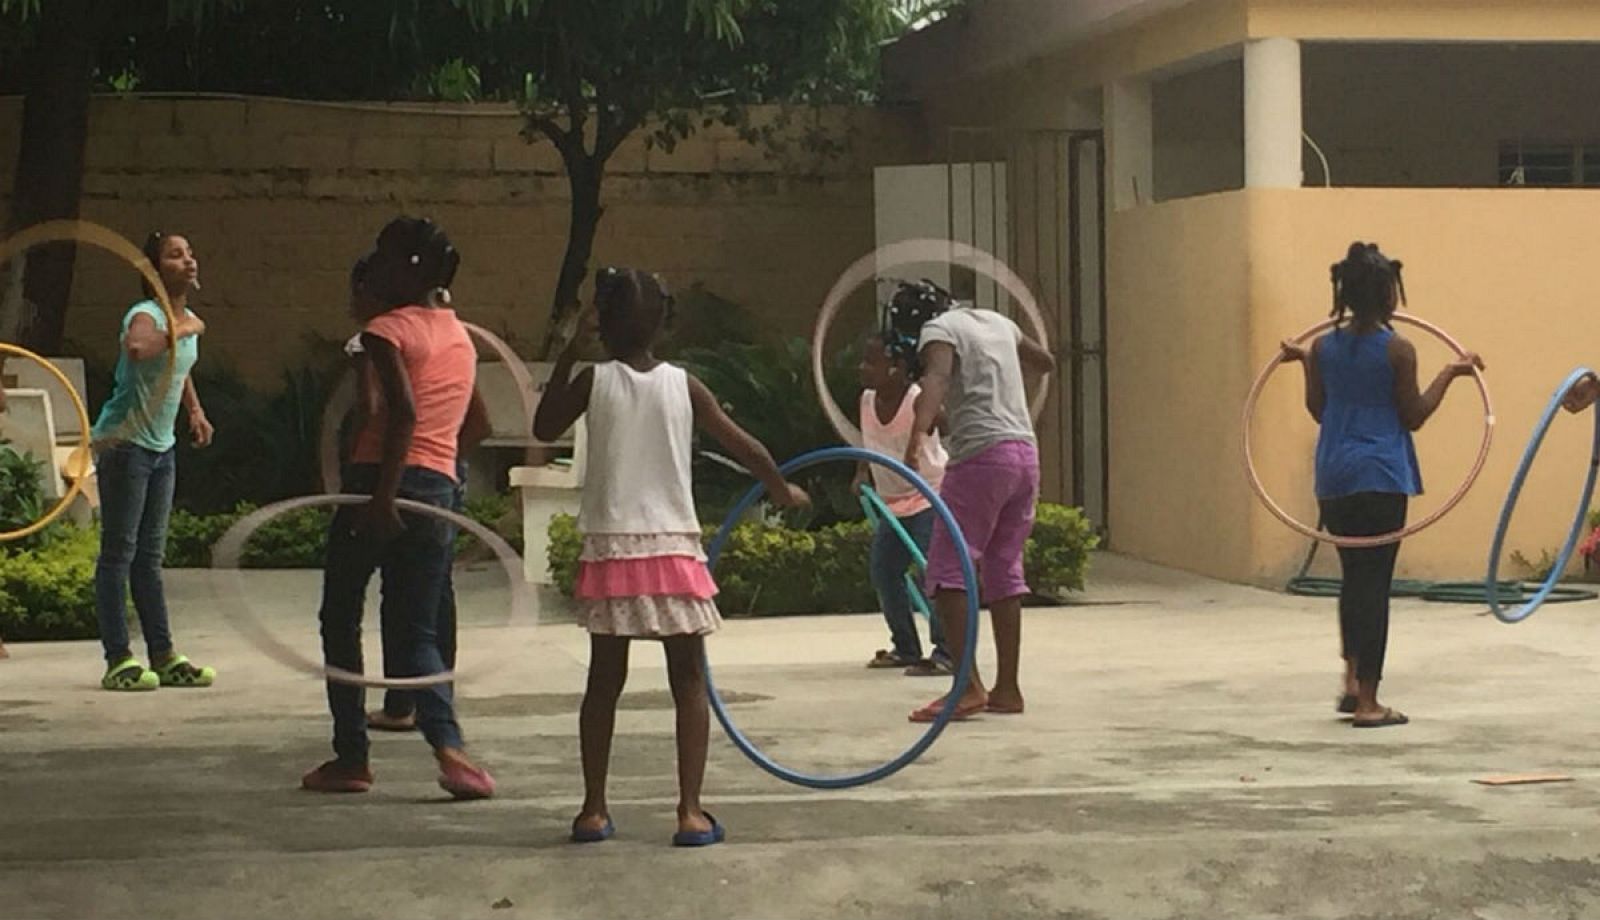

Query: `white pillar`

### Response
(1244, 38, 1303, 189)
(1105, 79, 1153, 211)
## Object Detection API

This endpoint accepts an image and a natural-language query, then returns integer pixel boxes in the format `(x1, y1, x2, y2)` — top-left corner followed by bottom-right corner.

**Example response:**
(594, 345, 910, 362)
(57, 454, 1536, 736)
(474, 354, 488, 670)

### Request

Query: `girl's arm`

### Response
(1017, 334, 1056, 375)
(905, 342, 956, 470)
(1280, 338, 1325, 423)
(687, 373, 807, 508)
(181, 376, 214, 447)
(532, 341, 594, 444)
(125, 311, 204, 362)
(458, 386, 492, 452)
(358, 334, 416, 540)
(1389, 335, 1483, 431)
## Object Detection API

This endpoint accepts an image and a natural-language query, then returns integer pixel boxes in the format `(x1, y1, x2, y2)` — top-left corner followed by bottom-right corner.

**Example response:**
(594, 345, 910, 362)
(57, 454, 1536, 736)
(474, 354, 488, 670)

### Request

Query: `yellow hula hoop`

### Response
(0, 343, 93, 542)
(0, 220, 180, 448)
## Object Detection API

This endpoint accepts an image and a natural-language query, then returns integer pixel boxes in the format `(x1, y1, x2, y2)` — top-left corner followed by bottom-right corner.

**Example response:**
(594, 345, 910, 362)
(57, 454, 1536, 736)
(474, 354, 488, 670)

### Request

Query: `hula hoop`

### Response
(812, 239, 1052, 445)
(0, 343, 93, 542)
(209, 493, 531, 688)
(705, 447, 979, 790)
(1485, 368, 1600, 624)
(858, 484, 932, 620)
(1243, 312, 1494, 548)
(0, 221, 179, 448)
(318, 321, 541, 493)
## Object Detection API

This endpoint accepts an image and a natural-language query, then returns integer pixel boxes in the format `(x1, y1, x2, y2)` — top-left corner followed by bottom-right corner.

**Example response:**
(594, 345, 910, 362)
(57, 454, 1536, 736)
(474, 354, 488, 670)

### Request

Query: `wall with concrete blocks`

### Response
(0, 95, 926, 386)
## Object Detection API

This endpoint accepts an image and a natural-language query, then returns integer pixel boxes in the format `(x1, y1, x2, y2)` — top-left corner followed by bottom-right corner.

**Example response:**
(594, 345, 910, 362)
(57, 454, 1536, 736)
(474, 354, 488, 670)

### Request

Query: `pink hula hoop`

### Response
(811, 239, 1052, 445)
(1242, 312, 1494, 548)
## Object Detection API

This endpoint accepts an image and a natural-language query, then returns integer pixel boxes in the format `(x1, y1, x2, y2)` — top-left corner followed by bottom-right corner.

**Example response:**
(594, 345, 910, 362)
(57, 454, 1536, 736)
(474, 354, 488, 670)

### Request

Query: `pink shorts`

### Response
(925, 440, 1040, 605)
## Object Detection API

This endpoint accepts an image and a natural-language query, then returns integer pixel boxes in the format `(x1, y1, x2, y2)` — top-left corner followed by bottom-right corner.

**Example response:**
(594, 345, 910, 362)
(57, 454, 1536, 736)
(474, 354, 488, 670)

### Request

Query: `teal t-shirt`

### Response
(91, 301, 200, 452)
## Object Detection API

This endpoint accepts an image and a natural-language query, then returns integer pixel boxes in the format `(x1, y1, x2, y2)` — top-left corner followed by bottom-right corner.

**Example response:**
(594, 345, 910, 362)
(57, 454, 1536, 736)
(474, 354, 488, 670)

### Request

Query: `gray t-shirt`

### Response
(918, 307, 1035, 463)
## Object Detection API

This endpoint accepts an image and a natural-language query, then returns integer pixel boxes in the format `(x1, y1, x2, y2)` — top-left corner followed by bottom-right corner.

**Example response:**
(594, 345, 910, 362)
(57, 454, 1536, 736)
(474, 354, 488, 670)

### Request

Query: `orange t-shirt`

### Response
(352, 305, 475, 482)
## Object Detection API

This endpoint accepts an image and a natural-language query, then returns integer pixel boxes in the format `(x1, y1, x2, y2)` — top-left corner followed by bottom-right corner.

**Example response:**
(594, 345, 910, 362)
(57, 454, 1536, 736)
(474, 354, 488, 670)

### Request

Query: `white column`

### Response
(1244, 38, 1303, 189)
(1105, 79, 1153, 211)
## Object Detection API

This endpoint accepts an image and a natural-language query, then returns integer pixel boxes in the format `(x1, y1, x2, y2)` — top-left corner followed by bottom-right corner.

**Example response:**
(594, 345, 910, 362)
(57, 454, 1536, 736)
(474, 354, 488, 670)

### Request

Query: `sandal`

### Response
(1337, 694, 1358, 715)
(903, 656, 955, 677)
(367, 709, 417, 732)
(1352, 707, 1409, 729)
(154, 655, 215, 688)
(101, 658, 159, 692)
(868, 649, 919, 670)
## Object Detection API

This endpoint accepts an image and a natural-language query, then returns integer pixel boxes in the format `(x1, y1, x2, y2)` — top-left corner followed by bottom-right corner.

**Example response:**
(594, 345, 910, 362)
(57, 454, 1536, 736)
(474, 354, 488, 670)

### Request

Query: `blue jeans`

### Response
(94, 443, 177, 664)
(381, 461, 465, 718)
(870, 508, 944, 660)
(320, 464, 463, 764)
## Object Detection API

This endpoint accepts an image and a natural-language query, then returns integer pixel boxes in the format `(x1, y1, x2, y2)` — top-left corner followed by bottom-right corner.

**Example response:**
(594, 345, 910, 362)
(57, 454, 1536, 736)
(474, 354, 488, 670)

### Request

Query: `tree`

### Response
(456, 0, 919, 353)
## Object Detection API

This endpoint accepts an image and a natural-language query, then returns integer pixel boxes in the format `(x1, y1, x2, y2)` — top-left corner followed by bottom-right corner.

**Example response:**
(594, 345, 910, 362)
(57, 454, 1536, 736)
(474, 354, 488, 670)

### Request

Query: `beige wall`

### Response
(1250, 0, 1600, 42)
(0, 96, 921, 385)
(1107, 191, 1256, 580)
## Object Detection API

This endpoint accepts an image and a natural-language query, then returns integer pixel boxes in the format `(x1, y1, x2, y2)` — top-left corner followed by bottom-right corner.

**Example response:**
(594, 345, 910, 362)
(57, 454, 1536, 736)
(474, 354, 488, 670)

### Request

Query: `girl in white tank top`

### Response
(534, 267, 808, 848)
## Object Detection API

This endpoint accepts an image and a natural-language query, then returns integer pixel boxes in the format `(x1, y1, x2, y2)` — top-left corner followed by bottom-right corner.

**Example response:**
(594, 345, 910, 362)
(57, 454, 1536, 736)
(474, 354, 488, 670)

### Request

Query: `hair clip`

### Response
(409, 254, 421, 265)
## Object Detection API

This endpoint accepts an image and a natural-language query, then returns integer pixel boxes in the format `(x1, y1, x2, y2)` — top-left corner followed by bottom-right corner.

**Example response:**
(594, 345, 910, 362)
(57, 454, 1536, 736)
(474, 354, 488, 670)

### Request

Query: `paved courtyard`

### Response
(4, 555, 1600, 919)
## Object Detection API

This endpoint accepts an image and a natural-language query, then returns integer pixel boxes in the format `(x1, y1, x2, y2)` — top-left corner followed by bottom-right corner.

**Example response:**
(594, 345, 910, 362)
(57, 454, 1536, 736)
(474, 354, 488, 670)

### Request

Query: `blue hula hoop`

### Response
(858, 484, 933, 620)
(1486, 368, 1600, 624)
(705, 447, 980, 789)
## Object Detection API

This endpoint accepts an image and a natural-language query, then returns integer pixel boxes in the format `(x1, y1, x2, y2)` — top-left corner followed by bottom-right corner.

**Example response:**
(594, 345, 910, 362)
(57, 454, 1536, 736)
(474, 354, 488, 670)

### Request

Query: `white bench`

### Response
(2, 357, 97, 514)
(0, 388, 64, 500)
(498, 361, 587, 586)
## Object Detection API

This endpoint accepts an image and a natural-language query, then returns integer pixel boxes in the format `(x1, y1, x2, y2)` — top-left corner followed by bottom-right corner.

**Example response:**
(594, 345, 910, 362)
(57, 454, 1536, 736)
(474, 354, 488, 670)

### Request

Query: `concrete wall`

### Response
(1153, 57, 1243, 201)
(0, 96, 923, 385)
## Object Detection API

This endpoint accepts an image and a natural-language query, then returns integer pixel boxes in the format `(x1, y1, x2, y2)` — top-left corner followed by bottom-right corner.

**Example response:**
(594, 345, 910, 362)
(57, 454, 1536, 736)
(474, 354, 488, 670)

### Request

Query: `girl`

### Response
(300, 218, 493, 798)
(91, 231, 215, 692)
(534, 267, 807, 847)
(855, 320, 952, 676)
(894, 280, 1057, 723)
(1281, 242, 1482, 728)
(339, 259, 490, 734)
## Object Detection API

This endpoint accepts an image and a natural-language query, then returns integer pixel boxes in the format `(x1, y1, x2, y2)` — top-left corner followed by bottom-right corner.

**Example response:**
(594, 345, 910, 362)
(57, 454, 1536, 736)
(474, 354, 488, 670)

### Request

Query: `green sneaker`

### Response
(154, 654, 216, 688)
(102, 658, 160, 692)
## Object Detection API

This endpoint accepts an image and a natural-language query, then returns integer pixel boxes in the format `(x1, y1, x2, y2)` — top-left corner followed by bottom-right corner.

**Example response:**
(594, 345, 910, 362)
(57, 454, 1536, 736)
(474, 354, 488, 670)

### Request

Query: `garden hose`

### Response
(1285, 521, 1598, 605)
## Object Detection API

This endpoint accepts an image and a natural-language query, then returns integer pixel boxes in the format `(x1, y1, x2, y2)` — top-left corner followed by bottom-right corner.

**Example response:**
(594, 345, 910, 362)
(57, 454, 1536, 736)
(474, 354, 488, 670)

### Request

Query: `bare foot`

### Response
(677, 806, 713, 837)
(987, 688, 1025, 714)
(573, 810, 612, 837)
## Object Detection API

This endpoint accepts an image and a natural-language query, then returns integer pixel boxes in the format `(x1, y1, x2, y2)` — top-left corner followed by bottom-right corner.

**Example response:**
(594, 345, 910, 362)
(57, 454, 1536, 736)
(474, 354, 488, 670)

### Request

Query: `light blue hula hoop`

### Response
(705, 447, 980, 790)
(858, 484, 933, 620)
(1486, 368, 1600, 624)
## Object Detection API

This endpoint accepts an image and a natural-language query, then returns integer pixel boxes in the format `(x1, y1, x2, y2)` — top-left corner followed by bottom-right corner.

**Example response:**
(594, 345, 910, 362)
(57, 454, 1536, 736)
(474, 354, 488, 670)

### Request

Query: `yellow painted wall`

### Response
(1245, 188, 1600, 583)
(1250, 0, 1600, 42)
(1107, 191, 1257, 580)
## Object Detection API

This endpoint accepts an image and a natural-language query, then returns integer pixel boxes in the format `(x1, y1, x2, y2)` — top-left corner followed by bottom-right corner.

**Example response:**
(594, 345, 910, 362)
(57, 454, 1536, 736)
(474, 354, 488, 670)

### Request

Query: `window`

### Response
(1499, 143, 1600, 187)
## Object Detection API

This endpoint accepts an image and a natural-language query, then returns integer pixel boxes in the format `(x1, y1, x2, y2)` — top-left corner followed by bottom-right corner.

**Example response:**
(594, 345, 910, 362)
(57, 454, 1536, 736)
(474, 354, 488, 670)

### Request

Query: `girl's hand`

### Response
(771, 483, 811, 510)
(1565, 374, 1600, 414)
(1279, 339, 1310, 364)
(188, 409, 214, 448)
(903, 431, 926, 474)
(353, 499, 406, 543)
(1448, 352, 1486, 378)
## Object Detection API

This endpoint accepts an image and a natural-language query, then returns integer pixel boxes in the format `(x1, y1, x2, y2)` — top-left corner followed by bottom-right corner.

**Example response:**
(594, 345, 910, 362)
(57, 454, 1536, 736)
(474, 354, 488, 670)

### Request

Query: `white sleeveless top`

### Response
(579, 361, 700, 536)
(860, 384, 947, 517)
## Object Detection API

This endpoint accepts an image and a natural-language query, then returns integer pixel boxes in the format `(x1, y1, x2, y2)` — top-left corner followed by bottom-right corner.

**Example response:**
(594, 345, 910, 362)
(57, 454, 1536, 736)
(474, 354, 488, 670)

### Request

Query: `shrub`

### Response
(0, 439, 50, 549)
(547, 503, 1100, 616)
(0, 524, 100, 641)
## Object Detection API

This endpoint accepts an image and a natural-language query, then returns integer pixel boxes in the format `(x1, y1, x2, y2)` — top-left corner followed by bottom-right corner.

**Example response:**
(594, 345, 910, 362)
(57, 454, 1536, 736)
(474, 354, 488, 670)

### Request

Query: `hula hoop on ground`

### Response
(209, 493, 531, 688)
(0, 221, 179, 448)
(1243, 312, 1494, 548)
(858, 484, 932, 620)
(0, 343, 93, 542)
(318, 321, 542, 493)
(705, 447, 979, 790)
(812, 239, 1052, 445)
(1485, 368, 1600, 624)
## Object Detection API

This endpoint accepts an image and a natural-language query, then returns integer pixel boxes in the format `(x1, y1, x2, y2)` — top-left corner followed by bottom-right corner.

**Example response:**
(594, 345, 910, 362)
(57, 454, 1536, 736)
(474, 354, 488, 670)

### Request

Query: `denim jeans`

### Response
(870, 508, 944, 660)
(94, 443, 177, 664)
(381, 461, 465, 719)
(320, 464, 463, 764)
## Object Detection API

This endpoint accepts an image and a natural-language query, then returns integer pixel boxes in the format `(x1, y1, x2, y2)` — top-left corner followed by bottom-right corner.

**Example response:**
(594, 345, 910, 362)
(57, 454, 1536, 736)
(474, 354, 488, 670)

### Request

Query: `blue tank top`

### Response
(1313, 328, 1422, 500)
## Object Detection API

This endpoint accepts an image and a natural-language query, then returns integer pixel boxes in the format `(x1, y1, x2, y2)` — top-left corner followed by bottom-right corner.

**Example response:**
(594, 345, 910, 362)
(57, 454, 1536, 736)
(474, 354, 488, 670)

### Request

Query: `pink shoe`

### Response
(438, 758, 496, 800)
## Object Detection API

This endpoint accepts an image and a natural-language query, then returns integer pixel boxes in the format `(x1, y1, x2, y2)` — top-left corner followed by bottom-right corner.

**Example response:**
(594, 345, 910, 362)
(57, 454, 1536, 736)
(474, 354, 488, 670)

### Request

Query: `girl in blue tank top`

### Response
(1280, 243, 1482, 730)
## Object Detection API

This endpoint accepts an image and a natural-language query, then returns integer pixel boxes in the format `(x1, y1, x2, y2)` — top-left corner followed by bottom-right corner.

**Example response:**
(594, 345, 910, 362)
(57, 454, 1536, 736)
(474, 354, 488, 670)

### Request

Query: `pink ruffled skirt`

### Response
(575, 533, 722, 637)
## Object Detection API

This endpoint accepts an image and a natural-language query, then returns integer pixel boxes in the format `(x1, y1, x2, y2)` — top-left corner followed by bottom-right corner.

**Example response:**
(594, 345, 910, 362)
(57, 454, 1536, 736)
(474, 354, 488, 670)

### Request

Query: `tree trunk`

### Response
(542, 155, 605, 358)
(3, 0, 99, 353)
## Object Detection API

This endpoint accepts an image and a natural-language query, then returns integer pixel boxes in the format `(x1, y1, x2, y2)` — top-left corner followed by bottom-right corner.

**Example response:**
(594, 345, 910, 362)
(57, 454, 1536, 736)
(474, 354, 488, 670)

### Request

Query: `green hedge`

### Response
(0, 525, 100, 641)
(547, 503, 1100, 617)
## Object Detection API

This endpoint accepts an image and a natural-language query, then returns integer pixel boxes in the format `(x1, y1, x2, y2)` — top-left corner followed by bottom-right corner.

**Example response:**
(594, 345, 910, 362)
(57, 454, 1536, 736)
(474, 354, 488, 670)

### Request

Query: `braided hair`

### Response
(881, 279, 954, 379)
(371, 217, 460, 307)
(593, 266, 675, 355)
(1330, 242, 1406, 330)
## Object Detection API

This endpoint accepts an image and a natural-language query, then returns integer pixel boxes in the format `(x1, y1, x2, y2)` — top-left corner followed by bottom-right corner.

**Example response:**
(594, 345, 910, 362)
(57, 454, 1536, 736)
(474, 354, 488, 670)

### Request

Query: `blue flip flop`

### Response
(672, 813, 726, 848)
(571, 817, 615, 844)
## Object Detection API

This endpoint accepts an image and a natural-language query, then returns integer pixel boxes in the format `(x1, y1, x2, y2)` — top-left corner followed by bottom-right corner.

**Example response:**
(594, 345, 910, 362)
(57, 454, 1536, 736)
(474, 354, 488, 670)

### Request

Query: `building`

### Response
(880, 0, 1600, 584)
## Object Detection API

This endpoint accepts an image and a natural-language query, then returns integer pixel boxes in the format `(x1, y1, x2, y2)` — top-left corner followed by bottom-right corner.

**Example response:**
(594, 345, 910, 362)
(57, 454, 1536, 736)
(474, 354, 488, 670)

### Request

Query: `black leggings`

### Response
(1319, 492, 1408, 684)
